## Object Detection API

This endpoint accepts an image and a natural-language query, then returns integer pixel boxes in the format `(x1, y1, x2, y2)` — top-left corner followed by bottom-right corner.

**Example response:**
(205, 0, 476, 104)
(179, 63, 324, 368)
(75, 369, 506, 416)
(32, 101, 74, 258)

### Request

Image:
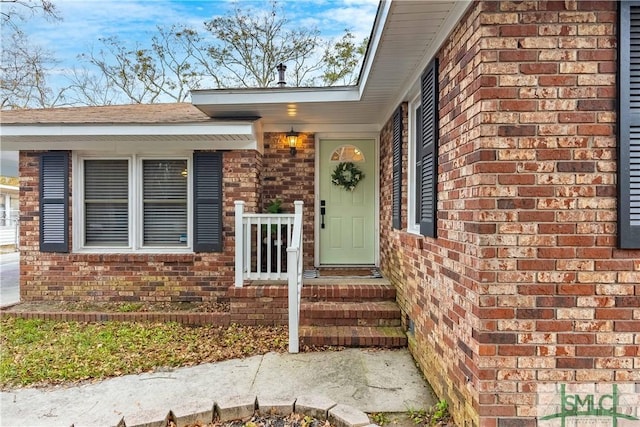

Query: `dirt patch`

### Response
(2, 300, 230, 313)
(170, 412, 456, 427)
(173, 412, 333, 427)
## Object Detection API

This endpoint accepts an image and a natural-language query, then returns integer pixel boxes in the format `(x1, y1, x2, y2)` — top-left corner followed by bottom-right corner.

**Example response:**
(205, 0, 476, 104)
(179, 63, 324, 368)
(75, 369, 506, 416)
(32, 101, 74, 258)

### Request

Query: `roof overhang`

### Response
(0, 121, 264, 153)
(0, 0, 472, 145)
(192, 0, 472, 132)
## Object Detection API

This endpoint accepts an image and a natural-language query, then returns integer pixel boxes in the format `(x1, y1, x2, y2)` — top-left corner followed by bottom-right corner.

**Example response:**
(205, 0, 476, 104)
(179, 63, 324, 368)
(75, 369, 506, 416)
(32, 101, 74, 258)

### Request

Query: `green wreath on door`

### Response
(331, 162, 365, 192)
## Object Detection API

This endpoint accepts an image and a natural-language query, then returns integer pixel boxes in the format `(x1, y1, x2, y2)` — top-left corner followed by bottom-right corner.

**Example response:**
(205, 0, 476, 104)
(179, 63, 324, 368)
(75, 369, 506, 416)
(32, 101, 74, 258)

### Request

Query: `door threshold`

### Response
(306, 266, 382, 278)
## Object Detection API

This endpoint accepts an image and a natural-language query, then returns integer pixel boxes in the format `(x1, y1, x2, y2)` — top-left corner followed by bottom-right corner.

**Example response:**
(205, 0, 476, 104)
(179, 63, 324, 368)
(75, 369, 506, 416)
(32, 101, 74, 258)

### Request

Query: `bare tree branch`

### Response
(203, 0, 321, 88)
(0, 30, 64, 108)
(1, 0, 60, 31)
(62, 67, 121, 106)
(1, 0, 368, 108)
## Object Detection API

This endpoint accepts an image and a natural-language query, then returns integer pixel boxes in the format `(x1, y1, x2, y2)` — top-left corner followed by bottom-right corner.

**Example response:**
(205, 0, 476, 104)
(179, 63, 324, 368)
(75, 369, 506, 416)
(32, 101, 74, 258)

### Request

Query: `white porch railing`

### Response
(0, 218, 19, 249)
(286, 202, 304, 353)
(234, 200, 304, 352)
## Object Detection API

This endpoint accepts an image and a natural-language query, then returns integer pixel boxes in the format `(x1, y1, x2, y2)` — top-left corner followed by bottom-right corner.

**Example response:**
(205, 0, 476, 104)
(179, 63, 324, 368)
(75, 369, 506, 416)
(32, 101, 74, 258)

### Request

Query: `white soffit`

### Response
(0, 121, 263, 152)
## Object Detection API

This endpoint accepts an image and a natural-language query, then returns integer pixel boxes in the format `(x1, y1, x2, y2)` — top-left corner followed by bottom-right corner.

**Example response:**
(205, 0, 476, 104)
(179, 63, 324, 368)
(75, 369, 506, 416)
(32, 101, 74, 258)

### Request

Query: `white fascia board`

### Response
(191, 86, 360, 107)
(357, 0, 391, 99)
(0, 121, 256, 137)
(4, 139, 260, 153)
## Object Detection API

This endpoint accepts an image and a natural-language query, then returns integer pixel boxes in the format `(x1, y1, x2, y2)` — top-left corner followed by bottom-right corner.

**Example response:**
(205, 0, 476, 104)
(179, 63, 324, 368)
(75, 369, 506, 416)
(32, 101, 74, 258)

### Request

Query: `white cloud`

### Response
(19, 0, 377, 58)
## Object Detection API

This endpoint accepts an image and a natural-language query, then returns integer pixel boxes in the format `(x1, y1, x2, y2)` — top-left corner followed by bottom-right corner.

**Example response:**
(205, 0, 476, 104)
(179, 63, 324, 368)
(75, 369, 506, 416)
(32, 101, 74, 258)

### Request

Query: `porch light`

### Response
(286, 127, 299, 156)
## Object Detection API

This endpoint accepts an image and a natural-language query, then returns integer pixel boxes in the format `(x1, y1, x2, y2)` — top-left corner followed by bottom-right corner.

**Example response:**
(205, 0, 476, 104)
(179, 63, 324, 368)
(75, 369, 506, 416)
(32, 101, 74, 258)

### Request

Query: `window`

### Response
(142, 159, 188, 246)
(84, 159, 129, 246)
(619, 2, 640, 248)
(330, 145, 365, 162)
(407, 58, 439, 237)
(69, 152, 222, 253)
(78, 156, 189, 250)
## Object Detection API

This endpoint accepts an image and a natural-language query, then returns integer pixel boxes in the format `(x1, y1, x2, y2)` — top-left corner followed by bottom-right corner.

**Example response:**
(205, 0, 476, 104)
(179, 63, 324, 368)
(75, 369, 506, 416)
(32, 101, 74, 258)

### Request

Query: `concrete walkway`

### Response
(0, 348, 436, 427)
(0, 251, 19, 308)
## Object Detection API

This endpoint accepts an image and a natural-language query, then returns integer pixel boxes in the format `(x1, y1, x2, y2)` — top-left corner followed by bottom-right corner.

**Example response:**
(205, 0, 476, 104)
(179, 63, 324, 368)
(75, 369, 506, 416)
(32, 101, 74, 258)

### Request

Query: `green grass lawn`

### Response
(0, 318, 288, 389)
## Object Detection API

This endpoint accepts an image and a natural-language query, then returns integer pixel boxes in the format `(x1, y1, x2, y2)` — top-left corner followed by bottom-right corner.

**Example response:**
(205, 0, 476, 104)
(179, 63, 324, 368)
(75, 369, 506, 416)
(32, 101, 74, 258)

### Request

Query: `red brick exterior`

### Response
(380, 2, 639, 426)
(14, 2, 640, 425)
(19, 132, 317, 303)
(261, 132, 315, 270)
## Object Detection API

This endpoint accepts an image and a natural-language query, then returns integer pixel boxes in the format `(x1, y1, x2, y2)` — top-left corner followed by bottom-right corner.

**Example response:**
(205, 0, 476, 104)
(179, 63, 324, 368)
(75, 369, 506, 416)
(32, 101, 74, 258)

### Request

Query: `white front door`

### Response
(318, 139, 376, 265)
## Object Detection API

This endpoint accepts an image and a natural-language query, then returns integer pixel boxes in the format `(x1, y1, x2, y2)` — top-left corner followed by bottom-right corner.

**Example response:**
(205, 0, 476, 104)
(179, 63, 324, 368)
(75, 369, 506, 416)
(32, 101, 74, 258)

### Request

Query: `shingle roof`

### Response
(0, 103, 212, 125)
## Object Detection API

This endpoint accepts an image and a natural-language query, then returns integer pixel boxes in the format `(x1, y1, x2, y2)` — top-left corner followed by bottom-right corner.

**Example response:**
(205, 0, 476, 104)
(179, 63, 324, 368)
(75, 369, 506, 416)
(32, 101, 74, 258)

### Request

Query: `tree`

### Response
(321, 31, 369, 86)
(1, 0, 369, 108)
(63, 67, 121, 107)
(0, 30, 62, 109)
(78, 0, 366, 99)
(77, 25, 210, 104)
(201, 1, 321, 87)
(0, 0, 59, 30)
(0, 0, 63, 108)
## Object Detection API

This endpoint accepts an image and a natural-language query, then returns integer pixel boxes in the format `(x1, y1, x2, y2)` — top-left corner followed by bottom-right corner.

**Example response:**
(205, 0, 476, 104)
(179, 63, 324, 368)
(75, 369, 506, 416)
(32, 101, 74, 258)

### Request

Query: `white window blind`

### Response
(142, 159, 188, 246)
(84, 160, 129, 246)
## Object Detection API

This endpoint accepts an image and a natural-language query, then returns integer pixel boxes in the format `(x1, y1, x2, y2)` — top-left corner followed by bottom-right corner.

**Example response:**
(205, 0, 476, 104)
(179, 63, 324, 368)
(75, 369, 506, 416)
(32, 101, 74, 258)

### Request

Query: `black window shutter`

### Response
(193, 152, 223, 252)
(40, 152, 69, 252)
(419, 58, 439, 238)
(619, 2, 640, 248)
(392, 106, 403, 229)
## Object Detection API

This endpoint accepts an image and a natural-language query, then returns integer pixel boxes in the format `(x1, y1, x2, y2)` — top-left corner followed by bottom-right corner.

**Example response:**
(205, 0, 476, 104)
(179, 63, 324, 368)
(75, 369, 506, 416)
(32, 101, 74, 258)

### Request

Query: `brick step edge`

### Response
(300, 326, 407, 348)
(300, 301, 401, 327)
(301, 285, 396, 302)
(0, 311, 231, 326)
(231, 283, 396, 301)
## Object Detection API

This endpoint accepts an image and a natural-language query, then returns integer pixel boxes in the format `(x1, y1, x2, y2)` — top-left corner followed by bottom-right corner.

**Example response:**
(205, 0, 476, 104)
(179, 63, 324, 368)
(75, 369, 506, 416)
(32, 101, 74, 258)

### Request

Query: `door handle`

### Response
(320, 200, 326, 229)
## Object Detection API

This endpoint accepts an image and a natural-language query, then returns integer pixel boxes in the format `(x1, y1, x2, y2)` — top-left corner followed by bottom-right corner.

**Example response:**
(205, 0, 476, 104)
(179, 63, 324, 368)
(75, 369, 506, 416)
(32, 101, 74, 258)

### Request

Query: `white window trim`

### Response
(73, 152, 193, 253)
(407, 92, 421, 235)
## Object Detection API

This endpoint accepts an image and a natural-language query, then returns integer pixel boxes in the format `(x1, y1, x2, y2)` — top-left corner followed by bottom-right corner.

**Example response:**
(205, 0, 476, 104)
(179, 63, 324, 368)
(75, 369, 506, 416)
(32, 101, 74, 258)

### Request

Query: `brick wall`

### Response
(262, 132, 315, 270)
(19, 150, 261, 303)
(380, 2, 485, 424)
(381, 2, 639, 426)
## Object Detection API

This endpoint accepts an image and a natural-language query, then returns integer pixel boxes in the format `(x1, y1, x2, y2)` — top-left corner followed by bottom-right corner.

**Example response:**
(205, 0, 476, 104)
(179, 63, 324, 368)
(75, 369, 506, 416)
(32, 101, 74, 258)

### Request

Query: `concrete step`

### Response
(300, 300, 402, 327)
(301, 280, 396, 302)
(300, 325, 407, 348)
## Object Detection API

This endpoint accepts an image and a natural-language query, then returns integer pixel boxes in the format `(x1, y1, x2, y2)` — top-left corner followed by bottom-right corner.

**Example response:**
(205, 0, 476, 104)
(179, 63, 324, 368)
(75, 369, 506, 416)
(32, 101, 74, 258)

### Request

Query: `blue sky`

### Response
(0, 1, 379, 175)
(19, 0, 379, 78)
